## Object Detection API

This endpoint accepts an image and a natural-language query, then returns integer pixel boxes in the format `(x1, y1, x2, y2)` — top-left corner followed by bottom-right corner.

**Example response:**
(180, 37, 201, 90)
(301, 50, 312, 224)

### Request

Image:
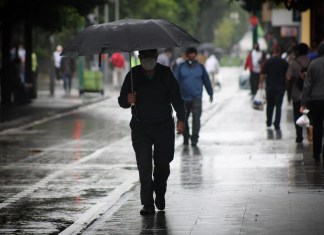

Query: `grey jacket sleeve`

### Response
(301, 63, 313, 107)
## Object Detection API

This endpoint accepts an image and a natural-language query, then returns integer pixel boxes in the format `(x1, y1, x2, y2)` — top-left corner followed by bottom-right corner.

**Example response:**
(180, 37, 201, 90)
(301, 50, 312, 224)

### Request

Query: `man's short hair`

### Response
(297, 43, 309, 55)
(318, 40, 324, 56)
(139, 49, 158, 55)
(272, 46, 281, 55)
(186, 47, 197, 55)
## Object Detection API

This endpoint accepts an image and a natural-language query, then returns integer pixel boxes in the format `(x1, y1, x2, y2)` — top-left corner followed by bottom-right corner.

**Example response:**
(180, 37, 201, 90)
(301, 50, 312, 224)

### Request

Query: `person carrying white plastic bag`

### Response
(252, 89, 265, 111)
(296, 109, 310, 128)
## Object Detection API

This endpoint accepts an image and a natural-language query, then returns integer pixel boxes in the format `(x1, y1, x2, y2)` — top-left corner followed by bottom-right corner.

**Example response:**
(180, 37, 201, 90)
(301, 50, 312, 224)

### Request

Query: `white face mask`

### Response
(141, 58, 156, 70)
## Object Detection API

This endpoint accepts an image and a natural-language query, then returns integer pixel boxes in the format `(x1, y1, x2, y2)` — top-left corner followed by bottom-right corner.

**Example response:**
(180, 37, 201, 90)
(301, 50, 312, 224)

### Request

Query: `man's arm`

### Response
(300, 63, 313, 111)
(201, 65, 213, 102)
(118, 71, 132, 108)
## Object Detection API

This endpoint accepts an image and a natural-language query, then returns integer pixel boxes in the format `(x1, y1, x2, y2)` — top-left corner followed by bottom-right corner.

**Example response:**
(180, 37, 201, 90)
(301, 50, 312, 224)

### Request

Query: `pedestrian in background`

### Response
(60, 56, 75, 96)
(205, 53, 221, 88)
(18, 44, 26, 84)
(175, 47, 213, 146)
(111, 52, 126, 90)
(53, 45, 63, 81)
(259, 46, 288, 130)
(300, 40, 324, 163)
(245, 43, 264, 97)
(157, 48, 173, 67)
(118, 49, 185, 215)
(286, 43, 311, 143)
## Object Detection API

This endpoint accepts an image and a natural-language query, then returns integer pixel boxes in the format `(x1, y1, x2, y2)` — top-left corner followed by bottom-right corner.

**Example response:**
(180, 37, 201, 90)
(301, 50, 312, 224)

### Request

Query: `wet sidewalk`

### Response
(1, 68, 323, 235)
(80, 69, 324, 235)
(0, 78, 110, 132)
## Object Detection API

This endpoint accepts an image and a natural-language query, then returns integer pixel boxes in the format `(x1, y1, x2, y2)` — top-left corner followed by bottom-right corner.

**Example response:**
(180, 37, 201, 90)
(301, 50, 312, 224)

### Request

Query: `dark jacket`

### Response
(60, 57, 75, 77)
(262, 56, 288, 92)
(118, 63, 186, 124)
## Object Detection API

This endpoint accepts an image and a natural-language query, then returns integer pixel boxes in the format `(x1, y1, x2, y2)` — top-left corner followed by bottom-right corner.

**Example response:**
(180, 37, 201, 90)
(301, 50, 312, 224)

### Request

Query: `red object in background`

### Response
(249, 15, 259, 27)
(111, 52, 125, 68)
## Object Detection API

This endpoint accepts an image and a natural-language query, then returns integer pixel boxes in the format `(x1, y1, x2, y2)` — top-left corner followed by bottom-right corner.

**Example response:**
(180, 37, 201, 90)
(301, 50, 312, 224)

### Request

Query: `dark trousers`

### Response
(266, 90, 284, 128)
(250, 72, 260, 96)
(184, 98, 202, 143)
(293, 100, 303, 141)
(309, 100, 324, 157)
(63, 75, 72, 93)
(130, 118, 175, 206)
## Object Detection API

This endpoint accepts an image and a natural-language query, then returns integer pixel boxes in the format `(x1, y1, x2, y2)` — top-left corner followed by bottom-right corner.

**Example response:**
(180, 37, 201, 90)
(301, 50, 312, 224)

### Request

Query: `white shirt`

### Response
(251, 49, 263, 73)
(53, 51, 62, 68)
(205, 55, 220, 74)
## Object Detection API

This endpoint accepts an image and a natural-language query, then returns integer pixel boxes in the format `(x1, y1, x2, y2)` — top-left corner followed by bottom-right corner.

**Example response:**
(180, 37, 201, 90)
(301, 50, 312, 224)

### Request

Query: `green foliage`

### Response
(196, 0, 230, 42)
(119, 0, 199, 35)
(214, 18, 235, 49)
(214, 1, 249, 50)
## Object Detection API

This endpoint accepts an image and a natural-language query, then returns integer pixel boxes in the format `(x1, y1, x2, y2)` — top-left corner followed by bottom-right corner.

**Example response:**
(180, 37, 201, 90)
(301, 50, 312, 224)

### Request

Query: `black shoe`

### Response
(313, 155, 320, 162)
(295, 137, 303, 143)
(183, 140, 189, 146)
(155, 195, 165, 211)
(140, 205, 155, 215)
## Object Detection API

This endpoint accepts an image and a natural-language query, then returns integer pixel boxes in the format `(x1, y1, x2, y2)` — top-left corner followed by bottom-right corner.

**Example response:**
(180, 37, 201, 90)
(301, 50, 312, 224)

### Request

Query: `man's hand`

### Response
(300, 106, 306, 113)
(127, 92, 136, 105)
(176, 121, 185, 134)
(209, 96, 213, 103)
(258, 83, 263, 89)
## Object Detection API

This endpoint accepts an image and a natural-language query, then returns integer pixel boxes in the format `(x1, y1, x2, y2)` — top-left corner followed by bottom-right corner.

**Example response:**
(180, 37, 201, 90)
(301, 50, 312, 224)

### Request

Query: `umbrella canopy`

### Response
(61, 18, 200, 56)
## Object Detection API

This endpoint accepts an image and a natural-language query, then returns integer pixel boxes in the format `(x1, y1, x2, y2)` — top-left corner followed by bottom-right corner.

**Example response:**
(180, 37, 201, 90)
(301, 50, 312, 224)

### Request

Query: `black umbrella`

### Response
(61, 18, 199, 94)
(61, 18, 199, 56)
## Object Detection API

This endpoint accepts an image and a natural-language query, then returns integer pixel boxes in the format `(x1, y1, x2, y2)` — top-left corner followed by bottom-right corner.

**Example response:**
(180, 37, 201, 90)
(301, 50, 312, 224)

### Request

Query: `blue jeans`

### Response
(184, 98, 202, 144)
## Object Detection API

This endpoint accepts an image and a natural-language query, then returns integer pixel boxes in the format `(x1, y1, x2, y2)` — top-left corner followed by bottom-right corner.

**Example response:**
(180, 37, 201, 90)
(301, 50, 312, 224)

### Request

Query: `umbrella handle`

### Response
(129, 52, 135, 107)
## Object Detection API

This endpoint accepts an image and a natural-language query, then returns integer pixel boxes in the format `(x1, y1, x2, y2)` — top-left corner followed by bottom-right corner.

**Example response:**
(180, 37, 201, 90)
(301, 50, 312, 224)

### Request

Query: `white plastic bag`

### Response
(252, 89, 265, 111)
(296, 110, 310, 128)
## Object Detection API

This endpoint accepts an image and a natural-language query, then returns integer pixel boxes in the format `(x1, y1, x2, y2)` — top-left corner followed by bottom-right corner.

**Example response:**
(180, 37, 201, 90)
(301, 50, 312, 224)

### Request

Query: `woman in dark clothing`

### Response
(301, 40, 324, 163)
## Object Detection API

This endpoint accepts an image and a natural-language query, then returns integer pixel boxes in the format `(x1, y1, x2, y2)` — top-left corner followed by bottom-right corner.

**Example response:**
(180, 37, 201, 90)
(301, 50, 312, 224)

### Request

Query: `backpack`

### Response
(295, 58, 310, 91)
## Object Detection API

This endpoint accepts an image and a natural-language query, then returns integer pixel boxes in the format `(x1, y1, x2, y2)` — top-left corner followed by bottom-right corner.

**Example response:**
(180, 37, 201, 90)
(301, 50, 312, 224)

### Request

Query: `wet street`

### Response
(1, 67, 324, 235)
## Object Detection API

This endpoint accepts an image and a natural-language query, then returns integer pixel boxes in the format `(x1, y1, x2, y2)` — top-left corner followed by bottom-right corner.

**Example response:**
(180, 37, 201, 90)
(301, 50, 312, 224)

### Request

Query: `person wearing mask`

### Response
(300, 40, 324, 163)
(175, 47, 213, 146)
(245, 43, 264, 97)
(286, 43, 311, 143)
(118, 49, 186, 215)
(259, 47, 289, 130)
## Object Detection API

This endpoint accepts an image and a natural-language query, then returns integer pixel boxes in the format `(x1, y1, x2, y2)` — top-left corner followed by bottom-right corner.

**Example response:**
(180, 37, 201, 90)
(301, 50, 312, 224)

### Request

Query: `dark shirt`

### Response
(262, 56, 288, 91)
(118, 63, 186, 124)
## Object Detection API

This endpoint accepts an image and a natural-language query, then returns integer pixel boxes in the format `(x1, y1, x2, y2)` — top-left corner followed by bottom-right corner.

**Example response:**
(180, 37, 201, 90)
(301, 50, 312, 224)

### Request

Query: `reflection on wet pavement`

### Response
(0, 68, 324, 234)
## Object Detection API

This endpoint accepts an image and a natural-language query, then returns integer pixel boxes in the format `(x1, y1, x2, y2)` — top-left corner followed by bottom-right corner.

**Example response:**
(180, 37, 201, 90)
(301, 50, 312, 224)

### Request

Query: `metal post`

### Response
(115, 0, 119, 21)
(103, 2, 110, 85)
(104, 2, 109, 22)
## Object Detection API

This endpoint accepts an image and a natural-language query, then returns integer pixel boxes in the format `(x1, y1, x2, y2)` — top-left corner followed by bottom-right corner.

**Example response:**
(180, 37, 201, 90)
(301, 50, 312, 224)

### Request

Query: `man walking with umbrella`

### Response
(118, 49, 186, 215)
